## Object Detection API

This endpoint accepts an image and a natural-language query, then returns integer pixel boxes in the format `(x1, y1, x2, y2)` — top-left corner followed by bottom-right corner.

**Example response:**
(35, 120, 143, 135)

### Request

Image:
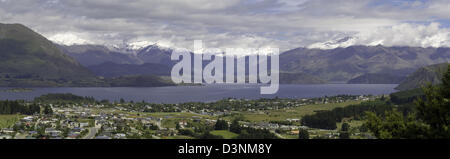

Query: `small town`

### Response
(0, 93, 376, 139)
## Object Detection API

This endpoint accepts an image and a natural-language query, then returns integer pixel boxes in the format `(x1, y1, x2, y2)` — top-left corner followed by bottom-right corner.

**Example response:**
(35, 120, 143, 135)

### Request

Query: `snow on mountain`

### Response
(307, 36, 357, 49)
(308, 23, 450, 49)
(127, 41, 154, 50)
(102, 41, 173, 55)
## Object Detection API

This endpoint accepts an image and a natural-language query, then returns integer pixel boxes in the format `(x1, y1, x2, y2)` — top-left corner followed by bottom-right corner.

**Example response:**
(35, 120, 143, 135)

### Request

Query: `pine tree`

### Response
(298, 128, 309, 139)
(230, 119, 241, 134)
(341, 122, 350, 132)
(214, 119, 229, 130)
(44, 105, 53, 115)
(415, 65, 450, 138)
(365, 65, 450, 139)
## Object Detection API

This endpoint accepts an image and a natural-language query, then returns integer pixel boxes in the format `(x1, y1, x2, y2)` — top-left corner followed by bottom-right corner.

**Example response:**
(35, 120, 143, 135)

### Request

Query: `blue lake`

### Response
(0, 84, 398, 104)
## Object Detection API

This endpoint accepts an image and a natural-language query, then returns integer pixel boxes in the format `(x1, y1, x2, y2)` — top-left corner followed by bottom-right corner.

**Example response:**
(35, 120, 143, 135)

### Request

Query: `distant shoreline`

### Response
(0, 84, 398, 104)
(0, 88, 34, 93)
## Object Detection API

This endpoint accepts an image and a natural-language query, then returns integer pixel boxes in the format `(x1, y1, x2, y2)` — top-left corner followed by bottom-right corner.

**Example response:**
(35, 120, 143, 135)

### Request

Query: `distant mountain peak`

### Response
(307, 36, 357, 50)
(126, 41, 154, 50)
(141, 43, 172, 52)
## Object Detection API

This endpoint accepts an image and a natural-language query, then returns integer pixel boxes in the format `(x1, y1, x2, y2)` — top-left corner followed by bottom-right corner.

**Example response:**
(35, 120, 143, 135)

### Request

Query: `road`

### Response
(272, 131, 286, 139)
(152, 135, 161, 139)
(82, 127, 98, 139)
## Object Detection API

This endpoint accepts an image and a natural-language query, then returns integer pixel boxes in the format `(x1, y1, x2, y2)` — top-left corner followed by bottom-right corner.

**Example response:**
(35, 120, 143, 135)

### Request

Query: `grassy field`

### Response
(225, 101, 362, 122)
(164, 135, 195, 139)
(0, 115, 24, 129)
(161, 118, 180, 128)
(145, 112, 208, 118)
(308, 129, 338, 139)
(107, 110, 211, 129)
(78, 118, 95, 127)
(117, 111, 210, 119)
(210, 130, 239, 139)
(279, 134, 299, 139)
(337, 120, 365, 130)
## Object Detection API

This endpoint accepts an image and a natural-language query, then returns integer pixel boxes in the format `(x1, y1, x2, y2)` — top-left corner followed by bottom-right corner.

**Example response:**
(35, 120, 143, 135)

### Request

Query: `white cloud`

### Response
(357, 23, 450, 47)
(308, 23, 450, 49)
(48, 33, 91, 45)
(0, 0, 449, 52)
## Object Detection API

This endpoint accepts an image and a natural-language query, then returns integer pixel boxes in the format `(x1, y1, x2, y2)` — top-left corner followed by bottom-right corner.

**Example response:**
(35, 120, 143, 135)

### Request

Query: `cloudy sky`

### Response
(1, 0, 450, 51)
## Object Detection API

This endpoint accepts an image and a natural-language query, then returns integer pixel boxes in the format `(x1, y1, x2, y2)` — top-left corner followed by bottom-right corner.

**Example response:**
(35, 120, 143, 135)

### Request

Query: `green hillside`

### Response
(0, 23, 98, 86)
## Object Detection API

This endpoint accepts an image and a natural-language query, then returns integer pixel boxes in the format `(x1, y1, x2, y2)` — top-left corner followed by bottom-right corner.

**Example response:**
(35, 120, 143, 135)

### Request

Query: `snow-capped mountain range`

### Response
(57, 41, 176, 67)
(52, 36, 450, 84)
(106, 41, 173, 54)
(307, 27, 450, 50)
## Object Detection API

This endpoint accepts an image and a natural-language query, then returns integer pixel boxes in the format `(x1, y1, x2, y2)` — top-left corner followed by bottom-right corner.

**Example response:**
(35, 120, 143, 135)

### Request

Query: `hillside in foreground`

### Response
(0, 23, 100, 86)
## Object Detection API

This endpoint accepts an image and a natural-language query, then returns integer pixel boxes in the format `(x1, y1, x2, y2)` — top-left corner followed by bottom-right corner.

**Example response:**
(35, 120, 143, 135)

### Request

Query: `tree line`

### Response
(0, 100, 40, 115)
(301, 100, 393, 130)
(365, 65, 450, 139)
(34, 93, 96, 104)
(179, 119, 278, 139)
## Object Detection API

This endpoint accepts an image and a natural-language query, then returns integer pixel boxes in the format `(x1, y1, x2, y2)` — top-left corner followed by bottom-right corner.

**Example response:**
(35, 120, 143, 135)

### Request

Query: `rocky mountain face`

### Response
(136, 45, 177, 67)
(347, 73, 406, 84)
(279, 73, 327, 84)
(280, 45, 450, 82)
(58, 44, 143, 66)
(395, 63, 449, 91)
(87, 62, 171, 78)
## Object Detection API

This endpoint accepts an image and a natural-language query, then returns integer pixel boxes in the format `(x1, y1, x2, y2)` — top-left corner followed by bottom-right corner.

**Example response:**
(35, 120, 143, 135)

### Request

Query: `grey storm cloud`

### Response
(1, 0, 450, 51)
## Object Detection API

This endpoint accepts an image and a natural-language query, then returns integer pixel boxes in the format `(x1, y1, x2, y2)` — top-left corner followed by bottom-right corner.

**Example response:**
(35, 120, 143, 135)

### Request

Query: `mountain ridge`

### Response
(59, 42, 450, 84)
(0, 23, 99, 86)
(395, 63, 449, 91)
(0, 23, 175, 87)
(280, 45, 450, 82)
(87, 62, 171, 77)
(347, 73, 406, 84)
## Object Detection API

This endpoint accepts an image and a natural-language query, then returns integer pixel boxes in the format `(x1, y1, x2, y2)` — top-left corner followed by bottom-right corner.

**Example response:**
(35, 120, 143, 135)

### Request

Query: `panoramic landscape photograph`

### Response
(0, 0, 449, 143)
